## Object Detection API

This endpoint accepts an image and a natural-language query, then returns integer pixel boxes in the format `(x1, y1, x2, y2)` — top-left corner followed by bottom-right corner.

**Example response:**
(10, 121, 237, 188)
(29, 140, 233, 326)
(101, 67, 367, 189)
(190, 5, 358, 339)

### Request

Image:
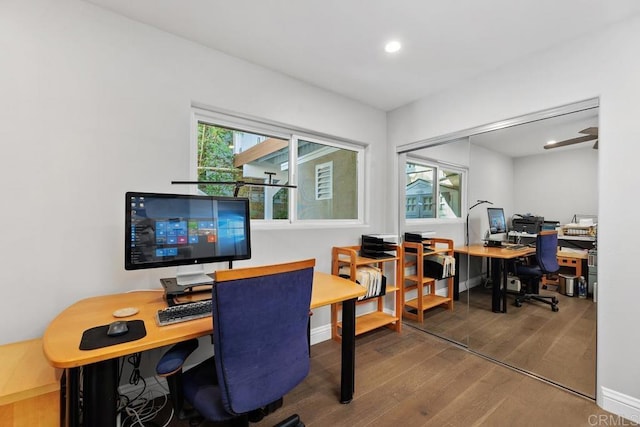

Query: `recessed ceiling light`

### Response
(385, 40, 402, 53)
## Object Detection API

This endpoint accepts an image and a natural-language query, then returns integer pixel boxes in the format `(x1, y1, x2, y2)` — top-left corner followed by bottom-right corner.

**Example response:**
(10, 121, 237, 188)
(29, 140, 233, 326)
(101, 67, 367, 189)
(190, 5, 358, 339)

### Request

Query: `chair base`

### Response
(515, 293, 559, 312)
(274, 414, 305, 427)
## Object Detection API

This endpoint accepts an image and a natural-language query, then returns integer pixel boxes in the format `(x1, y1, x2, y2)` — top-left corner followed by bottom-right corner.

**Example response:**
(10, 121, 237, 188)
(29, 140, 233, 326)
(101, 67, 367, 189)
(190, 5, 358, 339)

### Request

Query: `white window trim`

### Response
(189, 107, 366, 227)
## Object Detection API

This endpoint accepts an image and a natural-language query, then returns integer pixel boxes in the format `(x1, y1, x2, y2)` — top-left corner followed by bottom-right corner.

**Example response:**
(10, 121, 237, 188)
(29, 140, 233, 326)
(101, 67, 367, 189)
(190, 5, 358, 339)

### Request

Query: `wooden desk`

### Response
(454, 245, 535, 313)
(43, 271, 365, 427)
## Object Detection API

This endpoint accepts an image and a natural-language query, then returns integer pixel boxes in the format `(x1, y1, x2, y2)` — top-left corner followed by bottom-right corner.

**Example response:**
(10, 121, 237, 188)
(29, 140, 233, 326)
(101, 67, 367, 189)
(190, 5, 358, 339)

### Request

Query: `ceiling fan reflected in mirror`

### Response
(544, 127, 599, 150)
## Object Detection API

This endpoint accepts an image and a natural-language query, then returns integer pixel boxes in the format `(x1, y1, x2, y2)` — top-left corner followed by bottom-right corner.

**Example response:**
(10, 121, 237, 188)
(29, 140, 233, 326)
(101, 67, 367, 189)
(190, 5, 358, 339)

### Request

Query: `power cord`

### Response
(116, 355, 175, 427)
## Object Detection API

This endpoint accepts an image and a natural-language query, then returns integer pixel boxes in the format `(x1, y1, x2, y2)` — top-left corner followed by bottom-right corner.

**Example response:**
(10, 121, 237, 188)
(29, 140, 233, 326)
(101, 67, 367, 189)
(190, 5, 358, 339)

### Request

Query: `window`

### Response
(405, 159, 464, 219)
(193, 109, 363, 223)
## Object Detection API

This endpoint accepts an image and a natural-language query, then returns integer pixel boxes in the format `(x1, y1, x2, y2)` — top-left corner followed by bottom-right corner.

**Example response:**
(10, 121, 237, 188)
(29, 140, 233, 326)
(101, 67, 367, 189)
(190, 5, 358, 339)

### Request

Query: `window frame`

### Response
(404, 156, 468, 224)
(190, 107, 365, 228)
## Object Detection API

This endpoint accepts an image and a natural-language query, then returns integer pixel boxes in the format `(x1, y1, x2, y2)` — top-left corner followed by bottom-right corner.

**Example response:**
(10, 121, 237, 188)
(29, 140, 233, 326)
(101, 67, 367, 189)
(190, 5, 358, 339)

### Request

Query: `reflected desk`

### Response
(509, 231, 596, 250)
(454, 245, 535, 313)
(43, 271, 365, 427)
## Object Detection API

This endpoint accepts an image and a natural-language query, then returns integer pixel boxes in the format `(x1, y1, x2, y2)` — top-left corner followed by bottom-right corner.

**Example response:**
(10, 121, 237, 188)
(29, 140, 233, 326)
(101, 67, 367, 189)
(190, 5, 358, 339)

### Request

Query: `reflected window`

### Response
(406, 160, 463, 219)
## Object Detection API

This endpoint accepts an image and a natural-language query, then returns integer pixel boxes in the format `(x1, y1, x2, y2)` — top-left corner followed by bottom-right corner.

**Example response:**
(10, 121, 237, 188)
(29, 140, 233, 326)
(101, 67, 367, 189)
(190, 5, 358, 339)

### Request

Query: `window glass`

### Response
(296, 139, 358, 220)
(195, 116, 362, 223)
(406, 161, 464, 219)
(197, 122, 289, 220)
(406, 163, 435, 218)
(439, 168, 462, 218)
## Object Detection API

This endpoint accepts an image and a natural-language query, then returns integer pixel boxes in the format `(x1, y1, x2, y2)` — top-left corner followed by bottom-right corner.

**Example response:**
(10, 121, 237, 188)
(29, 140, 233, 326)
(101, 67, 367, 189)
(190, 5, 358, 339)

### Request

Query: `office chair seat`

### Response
(181, 356, 229, 421)
(513, 230, 560, 312)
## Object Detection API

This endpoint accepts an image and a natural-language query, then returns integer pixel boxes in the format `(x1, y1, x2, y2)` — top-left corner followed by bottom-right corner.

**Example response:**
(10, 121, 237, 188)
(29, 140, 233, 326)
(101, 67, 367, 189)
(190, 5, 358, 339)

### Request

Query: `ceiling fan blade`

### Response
(544, 134, 598, 149)
(580, 127, 598, 136)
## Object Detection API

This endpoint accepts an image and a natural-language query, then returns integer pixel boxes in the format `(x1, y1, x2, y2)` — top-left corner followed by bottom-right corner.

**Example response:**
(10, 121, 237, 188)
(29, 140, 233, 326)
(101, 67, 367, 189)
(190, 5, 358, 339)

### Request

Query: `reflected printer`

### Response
(511, 214, 544, 233)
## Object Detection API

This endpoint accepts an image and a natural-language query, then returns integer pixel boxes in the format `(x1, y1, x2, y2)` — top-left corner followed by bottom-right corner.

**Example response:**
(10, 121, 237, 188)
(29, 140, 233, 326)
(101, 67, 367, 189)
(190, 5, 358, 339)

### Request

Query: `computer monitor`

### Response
(487, 207, 507, 241)
(125, 192, 251, 286)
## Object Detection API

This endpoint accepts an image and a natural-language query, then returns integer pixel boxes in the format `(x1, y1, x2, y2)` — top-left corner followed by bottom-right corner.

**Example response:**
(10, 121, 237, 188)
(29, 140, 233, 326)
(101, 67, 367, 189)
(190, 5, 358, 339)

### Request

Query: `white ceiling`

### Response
(470, 108, 599, 158)
(84, 0, 640, 111)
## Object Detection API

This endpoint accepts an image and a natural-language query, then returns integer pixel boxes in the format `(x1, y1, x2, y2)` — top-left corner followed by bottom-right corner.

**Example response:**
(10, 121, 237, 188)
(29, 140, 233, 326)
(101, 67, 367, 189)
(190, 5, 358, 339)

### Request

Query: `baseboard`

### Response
(310, 323, 332, 345)
(601, 387, 640, 424)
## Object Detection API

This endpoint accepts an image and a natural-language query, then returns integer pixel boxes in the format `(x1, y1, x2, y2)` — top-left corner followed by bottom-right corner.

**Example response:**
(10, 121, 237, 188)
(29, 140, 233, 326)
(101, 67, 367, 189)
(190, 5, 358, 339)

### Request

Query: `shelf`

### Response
(331, 244, 403, 342)
(404, 295, 452, 313)
(404, 275, 436, 286)
(402, 237, 455, 323)
(335, 311, 400, 338)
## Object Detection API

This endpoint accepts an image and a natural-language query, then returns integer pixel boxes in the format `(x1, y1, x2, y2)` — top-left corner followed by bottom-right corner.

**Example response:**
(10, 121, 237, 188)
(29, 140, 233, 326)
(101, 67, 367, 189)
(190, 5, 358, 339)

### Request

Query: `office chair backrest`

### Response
(536, 230, 560, 274)
(212, 259, 315, 415)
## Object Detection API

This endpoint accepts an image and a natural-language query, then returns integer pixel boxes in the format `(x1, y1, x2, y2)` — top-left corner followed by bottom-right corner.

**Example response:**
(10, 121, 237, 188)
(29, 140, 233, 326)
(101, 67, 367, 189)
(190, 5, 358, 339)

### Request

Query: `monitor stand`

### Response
(161, 266, 214, 299)
(486, 240, 503, 248)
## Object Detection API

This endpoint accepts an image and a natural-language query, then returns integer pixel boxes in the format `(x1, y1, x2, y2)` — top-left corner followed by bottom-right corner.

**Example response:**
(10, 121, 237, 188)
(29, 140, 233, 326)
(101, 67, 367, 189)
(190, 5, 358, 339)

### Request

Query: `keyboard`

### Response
(156, 299, 213, 326)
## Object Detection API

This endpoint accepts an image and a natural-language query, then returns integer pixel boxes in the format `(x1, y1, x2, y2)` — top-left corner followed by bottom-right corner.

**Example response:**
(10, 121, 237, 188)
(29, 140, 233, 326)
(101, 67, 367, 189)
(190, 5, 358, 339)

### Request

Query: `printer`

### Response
(511, 214, 544, 234)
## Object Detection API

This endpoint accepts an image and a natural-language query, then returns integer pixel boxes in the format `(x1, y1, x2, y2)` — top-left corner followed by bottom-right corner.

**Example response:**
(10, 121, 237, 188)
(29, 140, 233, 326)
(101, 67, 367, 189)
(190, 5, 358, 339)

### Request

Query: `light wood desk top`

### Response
(43, 271, 364, 369)
(455, 244, 535, 259)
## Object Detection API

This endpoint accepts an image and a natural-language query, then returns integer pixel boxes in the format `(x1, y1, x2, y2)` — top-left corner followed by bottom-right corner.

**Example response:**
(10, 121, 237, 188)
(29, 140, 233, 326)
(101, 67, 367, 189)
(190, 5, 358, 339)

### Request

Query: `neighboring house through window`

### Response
(405, 159, 464, 219)
(193, 108, 364, 223)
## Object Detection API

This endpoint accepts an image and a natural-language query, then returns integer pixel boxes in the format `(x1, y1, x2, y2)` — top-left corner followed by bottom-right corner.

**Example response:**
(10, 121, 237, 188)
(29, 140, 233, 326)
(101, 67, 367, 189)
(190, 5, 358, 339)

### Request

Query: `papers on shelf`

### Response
(424, 253, 456, 278)
(338, 265, 385, 300)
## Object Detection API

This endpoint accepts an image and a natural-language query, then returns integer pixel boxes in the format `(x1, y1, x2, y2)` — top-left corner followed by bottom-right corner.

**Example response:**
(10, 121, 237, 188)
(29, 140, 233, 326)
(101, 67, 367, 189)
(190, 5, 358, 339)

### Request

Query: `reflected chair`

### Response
(156, 259, 315, 427)
(513, 230, 560, 312)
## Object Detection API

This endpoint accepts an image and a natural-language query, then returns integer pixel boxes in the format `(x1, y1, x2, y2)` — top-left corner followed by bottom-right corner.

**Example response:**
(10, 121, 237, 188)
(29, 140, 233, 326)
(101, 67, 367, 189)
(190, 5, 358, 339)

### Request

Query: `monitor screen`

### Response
(125, 192, 251, 271)
(487, 207, 507, 234)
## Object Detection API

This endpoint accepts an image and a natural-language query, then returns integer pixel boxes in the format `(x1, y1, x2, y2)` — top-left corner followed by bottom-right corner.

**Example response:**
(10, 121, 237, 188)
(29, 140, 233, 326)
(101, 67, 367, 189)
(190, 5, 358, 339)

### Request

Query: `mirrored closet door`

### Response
(398, 101, 598, 398)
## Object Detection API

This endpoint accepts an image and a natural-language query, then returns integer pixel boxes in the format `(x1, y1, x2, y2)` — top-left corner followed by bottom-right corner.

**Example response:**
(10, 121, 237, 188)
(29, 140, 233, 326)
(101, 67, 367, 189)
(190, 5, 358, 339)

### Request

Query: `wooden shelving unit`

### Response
(402, 238, 455, 323)
(331, 245, 403, 341)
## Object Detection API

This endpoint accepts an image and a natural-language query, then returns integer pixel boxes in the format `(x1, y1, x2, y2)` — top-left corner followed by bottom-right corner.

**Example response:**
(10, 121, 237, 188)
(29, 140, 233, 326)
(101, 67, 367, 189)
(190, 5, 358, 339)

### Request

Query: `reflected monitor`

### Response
(487, 207, 507, 243)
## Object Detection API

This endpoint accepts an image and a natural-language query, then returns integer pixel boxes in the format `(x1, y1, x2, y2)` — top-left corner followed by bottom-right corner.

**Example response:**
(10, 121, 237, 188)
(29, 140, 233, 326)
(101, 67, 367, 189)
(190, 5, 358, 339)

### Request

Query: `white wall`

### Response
(0, 0, 387, 345)
(388, 14, 640, 419)
(468, 144, 514, 243)
(514, 147, 598, 223)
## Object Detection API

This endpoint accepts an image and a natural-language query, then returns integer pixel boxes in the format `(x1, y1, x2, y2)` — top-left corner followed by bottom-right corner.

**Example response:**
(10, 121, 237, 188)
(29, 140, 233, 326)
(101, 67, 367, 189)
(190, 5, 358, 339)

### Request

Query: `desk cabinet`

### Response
(542, 251, 588, 290)
(402, 238, 455, 323)
(0, 339, 61, 427)
(331, 245, 403, 341)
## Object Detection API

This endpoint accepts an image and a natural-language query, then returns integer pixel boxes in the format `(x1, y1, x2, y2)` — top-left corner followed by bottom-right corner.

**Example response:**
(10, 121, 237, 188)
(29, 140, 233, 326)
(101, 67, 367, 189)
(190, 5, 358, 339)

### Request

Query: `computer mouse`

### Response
(107, 321, 129, 337)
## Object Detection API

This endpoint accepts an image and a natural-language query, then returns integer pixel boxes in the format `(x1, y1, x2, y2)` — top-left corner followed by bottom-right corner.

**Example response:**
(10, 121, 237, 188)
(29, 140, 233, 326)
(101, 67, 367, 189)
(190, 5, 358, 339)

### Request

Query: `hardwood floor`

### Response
(405, 285, 597, 398)
(161, 325, 609, 427)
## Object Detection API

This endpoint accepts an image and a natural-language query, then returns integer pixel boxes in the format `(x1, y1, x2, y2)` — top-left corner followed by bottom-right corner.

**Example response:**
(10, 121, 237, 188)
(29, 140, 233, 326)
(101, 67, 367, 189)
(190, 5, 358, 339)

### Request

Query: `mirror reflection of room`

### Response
(401, 105, 598, 399)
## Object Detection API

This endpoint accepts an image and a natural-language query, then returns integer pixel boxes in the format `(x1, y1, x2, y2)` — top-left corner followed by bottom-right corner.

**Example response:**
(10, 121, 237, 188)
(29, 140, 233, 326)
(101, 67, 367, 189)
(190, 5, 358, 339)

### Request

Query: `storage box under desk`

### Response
(542, 251, 588, 288)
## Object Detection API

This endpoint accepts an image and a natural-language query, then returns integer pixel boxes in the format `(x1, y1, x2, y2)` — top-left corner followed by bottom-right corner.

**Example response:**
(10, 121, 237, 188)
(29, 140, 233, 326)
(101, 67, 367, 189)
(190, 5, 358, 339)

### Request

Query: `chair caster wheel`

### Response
(552, 305, 559, 312)
(515, 300, 522, 307)
(552, 297, 559, 304)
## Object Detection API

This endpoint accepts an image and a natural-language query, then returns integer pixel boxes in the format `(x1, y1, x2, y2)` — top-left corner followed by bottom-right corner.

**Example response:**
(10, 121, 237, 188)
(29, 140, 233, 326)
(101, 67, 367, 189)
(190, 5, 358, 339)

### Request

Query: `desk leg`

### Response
(453, 253, 460, 301)
(501, 259, 508, 313)
(340, 298, 356, 404)
(62, 368, 81, 427)
(491, 258, 502, 313)
(83, 358, 119, 427)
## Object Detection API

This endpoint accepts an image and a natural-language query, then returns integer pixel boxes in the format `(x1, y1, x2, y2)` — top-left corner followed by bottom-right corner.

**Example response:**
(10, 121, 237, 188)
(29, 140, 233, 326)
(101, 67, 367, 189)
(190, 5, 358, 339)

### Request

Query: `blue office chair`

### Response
(513, 230, 560, 312)
(156, 259, 315, 427)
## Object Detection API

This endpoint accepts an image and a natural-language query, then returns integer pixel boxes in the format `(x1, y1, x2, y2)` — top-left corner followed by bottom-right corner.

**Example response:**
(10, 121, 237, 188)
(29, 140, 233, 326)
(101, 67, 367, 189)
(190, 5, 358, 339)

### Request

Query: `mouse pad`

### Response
(79, 320, 146, 350)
